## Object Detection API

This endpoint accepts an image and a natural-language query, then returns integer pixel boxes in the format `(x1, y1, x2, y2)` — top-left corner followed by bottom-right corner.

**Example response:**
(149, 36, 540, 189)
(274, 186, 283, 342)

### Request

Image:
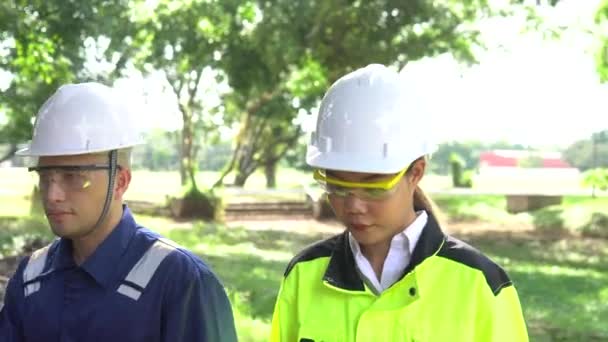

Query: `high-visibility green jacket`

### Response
(270, 214, 528, 342)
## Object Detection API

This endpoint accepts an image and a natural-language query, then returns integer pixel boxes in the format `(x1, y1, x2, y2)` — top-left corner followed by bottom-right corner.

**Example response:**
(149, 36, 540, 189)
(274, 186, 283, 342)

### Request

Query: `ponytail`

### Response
(413, 186, 434, 214)
(413, 186, 444, 224)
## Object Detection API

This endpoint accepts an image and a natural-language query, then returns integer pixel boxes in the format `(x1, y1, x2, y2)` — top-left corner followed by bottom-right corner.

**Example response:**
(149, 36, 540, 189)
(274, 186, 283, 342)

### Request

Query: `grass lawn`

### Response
(459, 229, 608, 341)
(135, 214, 608, 342)
(1, 168, 607, 341)
(1, 212, 605, 341)
(0, 167, 314, 208)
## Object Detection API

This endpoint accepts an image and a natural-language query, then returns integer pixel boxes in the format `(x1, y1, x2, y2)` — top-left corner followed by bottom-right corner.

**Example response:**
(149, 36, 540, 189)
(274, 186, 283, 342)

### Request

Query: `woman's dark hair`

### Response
(406, 157, 436, 216)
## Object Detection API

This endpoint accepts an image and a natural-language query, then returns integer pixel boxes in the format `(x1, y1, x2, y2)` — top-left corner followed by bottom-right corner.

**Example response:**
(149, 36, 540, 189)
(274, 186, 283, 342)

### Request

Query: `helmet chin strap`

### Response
(92, 150, 118, 230)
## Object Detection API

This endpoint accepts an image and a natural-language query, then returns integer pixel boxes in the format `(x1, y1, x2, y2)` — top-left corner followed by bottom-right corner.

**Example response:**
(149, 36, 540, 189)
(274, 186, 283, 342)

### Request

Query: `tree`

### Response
(449, 153, 473, 188)
(281, 135, 310, 171)
(597, 0, 608, 81)
(429, 140, 528, 174)
(0, 1, 135, 161)
(131, 129, 180, 171)
(563, 130, 608, 171)
(129, 0, 235, 190)
(582, 168, 608, 195)
(518, 155, 544, 168)
(214, 0, 492, 188)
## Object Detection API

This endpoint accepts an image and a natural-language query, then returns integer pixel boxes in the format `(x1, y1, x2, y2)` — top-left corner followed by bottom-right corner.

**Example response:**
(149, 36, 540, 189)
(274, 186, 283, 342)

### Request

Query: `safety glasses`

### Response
(313, 168, 407, 201)
(28, 164, 117, 192)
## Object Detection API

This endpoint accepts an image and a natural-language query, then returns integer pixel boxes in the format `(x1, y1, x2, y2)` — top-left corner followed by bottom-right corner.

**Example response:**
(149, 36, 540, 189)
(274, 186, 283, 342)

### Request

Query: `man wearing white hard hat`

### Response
(0, 83, 237, 341)
(270, 64, 528, 341)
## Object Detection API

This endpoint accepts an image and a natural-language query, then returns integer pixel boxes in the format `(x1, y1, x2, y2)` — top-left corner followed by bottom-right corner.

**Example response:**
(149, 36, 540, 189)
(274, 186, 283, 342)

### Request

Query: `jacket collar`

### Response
(323, 211, 446, 291)
(49, 205, 138, 288)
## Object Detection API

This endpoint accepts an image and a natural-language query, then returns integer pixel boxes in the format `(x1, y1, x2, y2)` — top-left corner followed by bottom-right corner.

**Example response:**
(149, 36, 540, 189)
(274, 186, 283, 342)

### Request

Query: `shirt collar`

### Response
(325, 210, 445, 292)
(403, 210, 428, 255)
(49, 238, 76, 271)
(347, 211, 428, 293)
(82, 205, 138, 288)
(348, 210, 428, 259)
(50, 205, 138, 288)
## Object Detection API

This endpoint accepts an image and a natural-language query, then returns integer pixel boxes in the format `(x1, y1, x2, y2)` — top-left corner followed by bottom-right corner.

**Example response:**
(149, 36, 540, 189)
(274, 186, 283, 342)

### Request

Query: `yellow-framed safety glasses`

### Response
(313, 168, 407, 201)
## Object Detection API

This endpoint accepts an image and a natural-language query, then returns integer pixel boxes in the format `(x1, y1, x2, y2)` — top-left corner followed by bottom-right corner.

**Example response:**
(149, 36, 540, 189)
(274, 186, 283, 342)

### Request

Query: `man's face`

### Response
(35, 153, 112, 239)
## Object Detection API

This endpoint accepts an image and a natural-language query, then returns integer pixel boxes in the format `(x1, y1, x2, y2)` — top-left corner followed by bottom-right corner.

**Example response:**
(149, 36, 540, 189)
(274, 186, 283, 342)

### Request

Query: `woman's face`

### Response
(327, 160, 425, 251)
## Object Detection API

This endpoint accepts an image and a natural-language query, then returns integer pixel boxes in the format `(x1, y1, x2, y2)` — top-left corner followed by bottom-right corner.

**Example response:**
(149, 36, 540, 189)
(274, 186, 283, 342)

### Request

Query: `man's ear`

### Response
(407, 158, 426, 187)
(113, 168, 132, 201)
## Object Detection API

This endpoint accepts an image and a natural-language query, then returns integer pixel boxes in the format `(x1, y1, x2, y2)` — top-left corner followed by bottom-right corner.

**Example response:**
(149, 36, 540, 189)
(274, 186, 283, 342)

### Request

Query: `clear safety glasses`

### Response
(28, 164, 117, 192)
(313, 168, 407, 201)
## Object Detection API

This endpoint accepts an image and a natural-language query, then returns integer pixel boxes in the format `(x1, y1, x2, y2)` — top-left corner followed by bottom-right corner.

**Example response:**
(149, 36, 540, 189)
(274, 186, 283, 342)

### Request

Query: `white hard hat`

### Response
(306, 64, 435, 174)
(16, 82, 144, 156)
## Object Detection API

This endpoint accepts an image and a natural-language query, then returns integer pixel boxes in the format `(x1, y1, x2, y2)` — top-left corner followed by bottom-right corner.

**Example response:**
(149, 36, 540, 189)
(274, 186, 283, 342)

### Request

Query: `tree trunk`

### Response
(232, 120, 303, 187)
(213, 142, 241, 188)
(179, 157, 187, 186)
(265, 160, 277, 188)
(233, 170, 248, 187)
(180, 105, 198, 190)
(233, 144, 256, 186)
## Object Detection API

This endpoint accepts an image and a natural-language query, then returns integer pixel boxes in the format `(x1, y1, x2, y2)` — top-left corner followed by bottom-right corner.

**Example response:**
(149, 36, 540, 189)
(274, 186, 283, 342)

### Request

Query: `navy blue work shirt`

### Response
(0, 206, 237, 342)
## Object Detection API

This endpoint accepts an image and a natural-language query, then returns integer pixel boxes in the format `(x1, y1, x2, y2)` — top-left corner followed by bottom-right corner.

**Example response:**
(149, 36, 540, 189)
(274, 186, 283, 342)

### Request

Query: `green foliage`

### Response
(581, 212, 608, 238)
(126, 0, 235, 188)
(0, 0, 527, 189)
(531, 207, 565, 232)
(430, 140, 528, 175)
(159, 221, 328, 320)
(449, 152, 473, 188)
(174, 184, 224, 220)
(468, 232, 608, 341)
(199, 142, 234, 172)
(432, 194, 608, 234)
(582, 168, 608, 191)
(518, 155, 544, 168)
(531, 197, 608, 235)
(229, 291, 271, 342)
(281, 136, 309, 171)
(1, 185, 606, 340)
(132, 130, 179, 171)
(432, 194, 512, 222)
(130, 130, 233, 172)
(214, 0, 493, 186)
(597, 0, 608, 82)
(449, 152, 466, 167)
(430, 192, 608, 339)
(181, 185, 218, 202)
(450, 152, 464, 187)
(0, 216, 52, 258)
(134, 208, 608, 341)
(0, 0, 135, 146)
(461, 170, 474, 188)
(562, 130, 608, 171)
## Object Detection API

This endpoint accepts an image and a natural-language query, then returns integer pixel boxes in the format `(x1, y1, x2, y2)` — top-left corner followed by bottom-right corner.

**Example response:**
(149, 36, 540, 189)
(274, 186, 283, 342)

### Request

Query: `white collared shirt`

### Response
(348, 210, 428, 294)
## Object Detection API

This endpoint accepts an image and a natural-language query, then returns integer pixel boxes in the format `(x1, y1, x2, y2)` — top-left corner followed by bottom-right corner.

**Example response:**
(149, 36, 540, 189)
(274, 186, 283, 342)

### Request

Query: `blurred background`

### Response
(1, 0, 607, 340)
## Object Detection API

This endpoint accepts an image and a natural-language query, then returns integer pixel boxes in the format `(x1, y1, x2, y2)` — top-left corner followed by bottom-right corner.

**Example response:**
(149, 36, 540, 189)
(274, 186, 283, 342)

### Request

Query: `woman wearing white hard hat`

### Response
(0, 83, 237, 342)
(270, 64, 528, 341)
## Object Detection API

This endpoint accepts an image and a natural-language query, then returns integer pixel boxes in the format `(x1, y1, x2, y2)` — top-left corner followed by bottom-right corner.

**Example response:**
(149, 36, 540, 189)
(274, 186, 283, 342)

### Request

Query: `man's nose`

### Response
(42, 177, 67, 203)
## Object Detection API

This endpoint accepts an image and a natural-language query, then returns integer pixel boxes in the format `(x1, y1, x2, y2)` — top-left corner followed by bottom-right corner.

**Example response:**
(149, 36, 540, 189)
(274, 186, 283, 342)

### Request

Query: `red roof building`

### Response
(479, 150, 572, 169)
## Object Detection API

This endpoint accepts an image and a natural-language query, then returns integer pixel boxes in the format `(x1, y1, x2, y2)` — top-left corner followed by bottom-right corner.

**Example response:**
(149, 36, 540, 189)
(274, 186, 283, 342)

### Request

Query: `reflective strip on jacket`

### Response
(0, 206, 237, 342)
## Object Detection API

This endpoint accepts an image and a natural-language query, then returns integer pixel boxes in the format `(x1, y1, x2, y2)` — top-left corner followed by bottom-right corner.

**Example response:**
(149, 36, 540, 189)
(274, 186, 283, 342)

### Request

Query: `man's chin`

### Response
(49, 224, 76, 239)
